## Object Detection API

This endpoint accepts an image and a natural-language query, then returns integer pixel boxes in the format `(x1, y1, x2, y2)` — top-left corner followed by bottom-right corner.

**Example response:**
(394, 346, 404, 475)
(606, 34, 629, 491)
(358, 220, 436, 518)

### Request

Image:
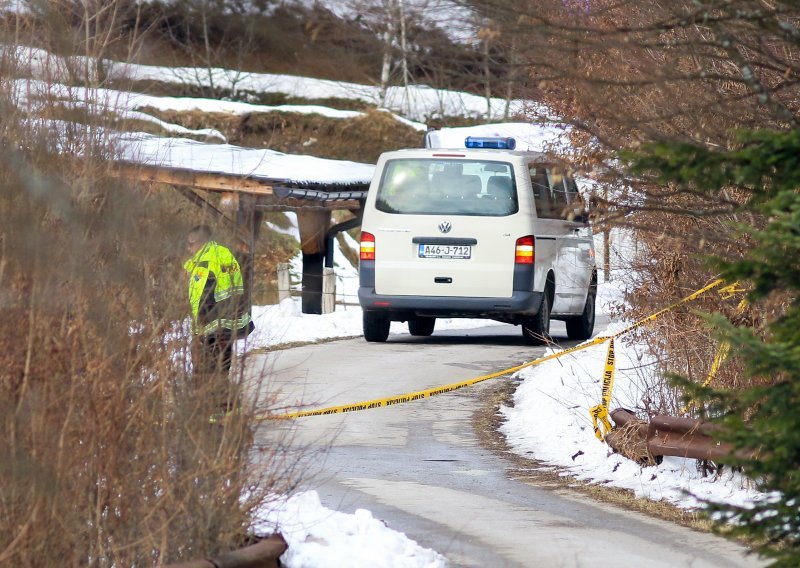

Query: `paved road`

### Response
(249, 321, 764, 567)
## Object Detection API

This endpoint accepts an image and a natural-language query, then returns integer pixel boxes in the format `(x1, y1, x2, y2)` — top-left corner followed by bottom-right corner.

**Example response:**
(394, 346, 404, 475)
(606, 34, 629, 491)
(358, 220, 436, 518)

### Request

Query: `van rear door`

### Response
(371, 158, 521, 298)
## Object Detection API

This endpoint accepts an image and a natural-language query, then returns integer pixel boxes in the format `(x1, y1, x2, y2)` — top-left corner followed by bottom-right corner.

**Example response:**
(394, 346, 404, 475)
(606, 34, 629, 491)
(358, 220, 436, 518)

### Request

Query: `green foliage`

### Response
(626, 129, 800, 565)
(624, 130, 800, 202)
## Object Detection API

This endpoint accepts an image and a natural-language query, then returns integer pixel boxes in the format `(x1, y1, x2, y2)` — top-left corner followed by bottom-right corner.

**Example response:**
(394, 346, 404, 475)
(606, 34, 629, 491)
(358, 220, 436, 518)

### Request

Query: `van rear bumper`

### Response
(358, 287, 543, 318)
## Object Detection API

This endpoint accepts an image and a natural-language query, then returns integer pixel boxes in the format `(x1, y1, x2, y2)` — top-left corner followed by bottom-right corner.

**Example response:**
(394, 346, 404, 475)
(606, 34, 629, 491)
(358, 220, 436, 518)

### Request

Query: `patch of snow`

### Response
(500, 276, 765, 511)
(118, 132, 375, 185)
(106, 58, 529, 122)
(254, 490, 447, 568)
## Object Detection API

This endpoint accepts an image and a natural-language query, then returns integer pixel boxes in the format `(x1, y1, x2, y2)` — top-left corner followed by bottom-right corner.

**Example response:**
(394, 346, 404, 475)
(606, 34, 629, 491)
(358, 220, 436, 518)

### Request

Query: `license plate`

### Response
(418, 244, 472, 259)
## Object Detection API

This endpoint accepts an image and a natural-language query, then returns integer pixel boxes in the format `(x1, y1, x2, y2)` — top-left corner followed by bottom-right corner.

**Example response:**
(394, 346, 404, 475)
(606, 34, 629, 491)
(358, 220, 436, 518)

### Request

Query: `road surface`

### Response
(249, 321, 763, 567)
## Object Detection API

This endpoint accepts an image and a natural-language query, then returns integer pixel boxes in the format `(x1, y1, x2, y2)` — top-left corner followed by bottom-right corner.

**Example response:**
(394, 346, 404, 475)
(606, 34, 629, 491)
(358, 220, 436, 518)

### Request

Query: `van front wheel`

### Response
(566, 290, 596, 340)
(363, 311, 390, 342)
(408, 317, 436, 336)
(522, 291, 551, 345)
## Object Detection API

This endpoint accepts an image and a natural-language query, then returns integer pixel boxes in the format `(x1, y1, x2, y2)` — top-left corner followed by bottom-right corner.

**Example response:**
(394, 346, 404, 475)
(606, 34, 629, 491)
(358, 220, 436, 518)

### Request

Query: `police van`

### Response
(358, 136, 597, 344)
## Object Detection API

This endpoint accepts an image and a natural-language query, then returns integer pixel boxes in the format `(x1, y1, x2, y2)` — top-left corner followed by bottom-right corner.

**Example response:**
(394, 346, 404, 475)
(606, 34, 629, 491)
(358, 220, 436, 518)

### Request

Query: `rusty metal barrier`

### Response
(607, 408, 734, 465)
(160, 533, 287, 568)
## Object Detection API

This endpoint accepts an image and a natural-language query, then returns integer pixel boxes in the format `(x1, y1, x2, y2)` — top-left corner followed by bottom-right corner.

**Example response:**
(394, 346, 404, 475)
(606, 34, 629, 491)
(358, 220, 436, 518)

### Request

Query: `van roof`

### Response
(381, 147, 550, 161)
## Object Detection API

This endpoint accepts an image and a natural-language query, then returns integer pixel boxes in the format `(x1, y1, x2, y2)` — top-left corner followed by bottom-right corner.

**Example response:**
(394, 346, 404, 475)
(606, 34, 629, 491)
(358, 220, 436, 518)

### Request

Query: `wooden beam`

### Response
(113, 162, 276, 195)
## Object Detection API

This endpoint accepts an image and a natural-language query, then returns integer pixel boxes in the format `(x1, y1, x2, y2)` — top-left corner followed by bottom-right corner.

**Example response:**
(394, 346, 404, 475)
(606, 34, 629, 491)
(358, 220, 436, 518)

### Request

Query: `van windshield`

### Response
(375, 158, 518, 216)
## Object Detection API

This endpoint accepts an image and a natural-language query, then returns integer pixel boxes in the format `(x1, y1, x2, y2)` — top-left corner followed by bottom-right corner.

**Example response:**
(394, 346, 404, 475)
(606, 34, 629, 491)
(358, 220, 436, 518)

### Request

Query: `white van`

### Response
(358, 137, 597, 344)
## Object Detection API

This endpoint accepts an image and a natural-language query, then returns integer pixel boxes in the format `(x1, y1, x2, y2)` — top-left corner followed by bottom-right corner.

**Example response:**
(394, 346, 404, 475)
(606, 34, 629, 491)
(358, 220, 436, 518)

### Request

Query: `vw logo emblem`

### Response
(438, 221, 452, 234)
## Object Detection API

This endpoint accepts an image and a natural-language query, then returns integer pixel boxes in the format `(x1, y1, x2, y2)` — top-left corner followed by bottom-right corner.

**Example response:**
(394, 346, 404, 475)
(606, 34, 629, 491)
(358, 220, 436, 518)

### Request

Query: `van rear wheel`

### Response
(522, 290, 551, 345)
(363, 311, 390, 342)
(566, 290, 596, 340)
(408, 317, 436, 336)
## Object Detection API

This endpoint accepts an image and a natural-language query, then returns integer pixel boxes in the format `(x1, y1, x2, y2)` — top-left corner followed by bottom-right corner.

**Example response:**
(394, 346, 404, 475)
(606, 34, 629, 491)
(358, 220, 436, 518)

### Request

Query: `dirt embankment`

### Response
(137, 106, 425, 164)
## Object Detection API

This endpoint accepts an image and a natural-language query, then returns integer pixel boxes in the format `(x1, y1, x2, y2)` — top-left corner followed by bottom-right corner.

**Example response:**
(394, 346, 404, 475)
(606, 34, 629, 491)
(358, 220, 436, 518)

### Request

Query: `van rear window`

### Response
(375, 159, 518, 216)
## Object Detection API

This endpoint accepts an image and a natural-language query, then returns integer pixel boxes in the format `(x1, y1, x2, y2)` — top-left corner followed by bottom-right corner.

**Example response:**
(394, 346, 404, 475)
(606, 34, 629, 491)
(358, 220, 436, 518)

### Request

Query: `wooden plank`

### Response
(113, 162, 276, 195)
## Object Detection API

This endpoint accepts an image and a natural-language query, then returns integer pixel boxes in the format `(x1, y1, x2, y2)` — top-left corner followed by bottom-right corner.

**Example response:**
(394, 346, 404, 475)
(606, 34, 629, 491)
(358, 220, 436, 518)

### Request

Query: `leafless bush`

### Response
(0, 7, 299, 565)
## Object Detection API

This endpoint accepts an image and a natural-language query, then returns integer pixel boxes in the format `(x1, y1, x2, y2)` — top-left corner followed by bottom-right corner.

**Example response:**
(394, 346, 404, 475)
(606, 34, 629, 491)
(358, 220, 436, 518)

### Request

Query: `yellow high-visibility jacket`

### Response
(184, 241, 253, 337)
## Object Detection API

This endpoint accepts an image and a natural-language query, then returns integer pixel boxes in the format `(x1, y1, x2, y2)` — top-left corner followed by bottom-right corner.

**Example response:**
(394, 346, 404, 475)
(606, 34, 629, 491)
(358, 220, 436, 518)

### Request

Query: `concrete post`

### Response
(277, 263, 291, 302)
(322, 267, 335, 314)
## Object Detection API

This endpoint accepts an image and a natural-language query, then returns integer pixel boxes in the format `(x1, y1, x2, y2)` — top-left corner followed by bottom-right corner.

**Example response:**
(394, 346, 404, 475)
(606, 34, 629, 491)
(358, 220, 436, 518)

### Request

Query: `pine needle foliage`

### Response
(624, 129, 800, 566)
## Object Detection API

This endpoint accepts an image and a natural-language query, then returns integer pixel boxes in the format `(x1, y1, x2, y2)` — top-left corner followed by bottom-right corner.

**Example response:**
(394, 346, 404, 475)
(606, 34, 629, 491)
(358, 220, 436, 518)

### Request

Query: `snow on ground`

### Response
(500, 315, 763, 510)
(13, 77, 426, 134)
(253, 491, 446, 568)
(9, 44, 533, 122)
(118, 118, 580, 185)
(118, 132, 376, 185)
(503, 230, 763, 512)
(112, 60, 531, 122)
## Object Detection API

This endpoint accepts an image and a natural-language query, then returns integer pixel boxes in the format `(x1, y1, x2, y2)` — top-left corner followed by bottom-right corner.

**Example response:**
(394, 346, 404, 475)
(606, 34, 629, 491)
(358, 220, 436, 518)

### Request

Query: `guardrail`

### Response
(607, 408, 735, 466)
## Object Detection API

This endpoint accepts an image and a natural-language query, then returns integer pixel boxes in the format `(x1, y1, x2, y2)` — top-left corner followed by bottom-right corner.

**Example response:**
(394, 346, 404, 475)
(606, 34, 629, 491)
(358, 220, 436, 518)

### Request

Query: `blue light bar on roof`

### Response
(464, 136, 516, 150)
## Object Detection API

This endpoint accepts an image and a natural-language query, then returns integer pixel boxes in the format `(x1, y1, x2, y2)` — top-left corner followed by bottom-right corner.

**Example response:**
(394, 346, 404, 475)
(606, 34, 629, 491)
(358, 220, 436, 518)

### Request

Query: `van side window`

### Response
(529, 165, 558, 219)
(564, 175, 579, 202)
(546, 168, 571, 219)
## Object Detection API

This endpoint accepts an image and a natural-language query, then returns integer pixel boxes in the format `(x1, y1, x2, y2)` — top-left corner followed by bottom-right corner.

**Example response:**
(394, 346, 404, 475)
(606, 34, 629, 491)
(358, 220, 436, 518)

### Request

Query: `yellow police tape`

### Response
(680, 283, 748, 414)
(267, 335, 609, 420)
(261, 278, 726, 422)
(589, 338, 616, 440)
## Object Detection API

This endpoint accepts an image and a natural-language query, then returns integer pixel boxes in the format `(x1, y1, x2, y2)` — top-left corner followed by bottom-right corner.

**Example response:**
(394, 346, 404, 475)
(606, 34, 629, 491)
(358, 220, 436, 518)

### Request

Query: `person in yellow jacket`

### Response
(184, 225, 254, 404)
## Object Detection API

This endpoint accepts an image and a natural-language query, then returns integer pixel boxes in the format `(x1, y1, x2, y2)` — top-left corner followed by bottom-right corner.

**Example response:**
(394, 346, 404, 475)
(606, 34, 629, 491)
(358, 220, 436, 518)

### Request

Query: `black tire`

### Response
(408, 317, 436, 336)
(566, 290, 596, 340)
(363, 311, 390, 342)
(522, 288, 551, 345)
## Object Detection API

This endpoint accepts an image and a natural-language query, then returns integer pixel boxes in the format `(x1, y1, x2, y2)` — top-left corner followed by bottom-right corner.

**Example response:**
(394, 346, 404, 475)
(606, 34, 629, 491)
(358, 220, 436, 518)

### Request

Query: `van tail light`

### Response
(515, 235, 534, 264)
(360, 231, 376, 261)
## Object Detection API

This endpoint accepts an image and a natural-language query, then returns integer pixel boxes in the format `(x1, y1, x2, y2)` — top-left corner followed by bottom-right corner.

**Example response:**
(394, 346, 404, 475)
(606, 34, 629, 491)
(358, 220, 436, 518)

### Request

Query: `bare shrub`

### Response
(0, 7, 298, 565)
